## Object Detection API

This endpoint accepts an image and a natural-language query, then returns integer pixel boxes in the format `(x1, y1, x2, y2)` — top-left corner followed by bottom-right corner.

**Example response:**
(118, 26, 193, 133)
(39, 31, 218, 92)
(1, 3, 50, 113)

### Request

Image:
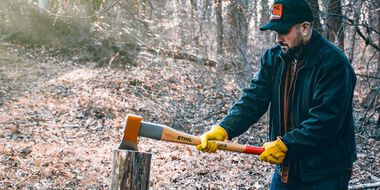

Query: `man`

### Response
(196, 0, 357, 189)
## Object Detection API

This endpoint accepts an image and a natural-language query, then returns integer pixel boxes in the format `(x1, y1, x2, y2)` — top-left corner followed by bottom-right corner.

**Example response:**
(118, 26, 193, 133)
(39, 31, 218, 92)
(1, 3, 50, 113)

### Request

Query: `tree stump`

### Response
(111, 149, 152, 190)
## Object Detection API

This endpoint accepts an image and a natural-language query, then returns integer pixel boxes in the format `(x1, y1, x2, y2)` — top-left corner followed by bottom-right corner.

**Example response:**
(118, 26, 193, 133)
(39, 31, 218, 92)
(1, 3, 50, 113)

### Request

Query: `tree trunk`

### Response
(174, 0, 186, 47)
(326, 0, 344, 49)
(360, 1, 380, 110)
(37, 0, 48, 15)
(141, 0, 153, 20)
(347, 0, 363, 63)
(111, 149, 152, 190)
(377, 1, 380, 88)
(260, 0, 277, 44)
(215, 0, 224, 68)
(376, 2, 380, 136)
(260, 0, 270, 39)
(190, 0, 200, 53)
(224, 0, 250, 87)
(305, 0, 323, 33)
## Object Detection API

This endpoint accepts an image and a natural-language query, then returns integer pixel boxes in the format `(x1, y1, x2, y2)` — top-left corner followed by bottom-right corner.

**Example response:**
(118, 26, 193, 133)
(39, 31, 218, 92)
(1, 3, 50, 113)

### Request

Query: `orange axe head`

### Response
(118, 114, 264, 155)
(118, 114, 143, 150)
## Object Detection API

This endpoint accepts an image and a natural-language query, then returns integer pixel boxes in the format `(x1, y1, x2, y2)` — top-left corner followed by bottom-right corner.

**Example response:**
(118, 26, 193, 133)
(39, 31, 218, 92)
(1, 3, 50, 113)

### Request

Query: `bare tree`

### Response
(306, 0, 323, 33)
(347, 0, 363, 63)
(326, 0, 344, 49)
(215, 0, 224, 69)
(190, 0, 200, 52)
(260, 0, 270, 41)
(225, 0, 250, 87)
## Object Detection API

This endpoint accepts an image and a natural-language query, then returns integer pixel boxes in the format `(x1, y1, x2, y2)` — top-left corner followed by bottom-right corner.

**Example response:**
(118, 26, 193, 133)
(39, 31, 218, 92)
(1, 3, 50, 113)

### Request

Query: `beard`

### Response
(281, 32, 305, 56)
(287, 40, 304, 56)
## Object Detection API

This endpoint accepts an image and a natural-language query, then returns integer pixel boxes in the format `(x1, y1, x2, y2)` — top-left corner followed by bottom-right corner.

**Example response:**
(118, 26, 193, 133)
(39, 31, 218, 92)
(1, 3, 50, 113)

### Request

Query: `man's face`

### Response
(275, 24, 304, 55)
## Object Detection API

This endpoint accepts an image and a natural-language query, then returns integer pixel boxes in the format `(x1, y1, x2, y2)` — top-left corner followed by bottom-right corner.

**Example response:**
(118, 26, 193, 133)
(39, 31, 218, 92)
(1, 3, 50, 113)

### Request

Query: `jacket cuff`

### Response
(280, 136, 289, 146)
(219, 124, 234, 140)
(280, 136, 292, 156)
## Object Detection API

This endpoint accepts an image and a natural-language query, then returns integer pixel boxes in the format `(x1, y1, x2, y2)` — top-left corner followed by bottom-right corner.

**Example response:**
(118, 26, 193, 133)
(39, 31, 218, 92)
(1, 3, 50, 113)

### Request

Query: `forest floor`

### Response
(0, 42, 379, 189)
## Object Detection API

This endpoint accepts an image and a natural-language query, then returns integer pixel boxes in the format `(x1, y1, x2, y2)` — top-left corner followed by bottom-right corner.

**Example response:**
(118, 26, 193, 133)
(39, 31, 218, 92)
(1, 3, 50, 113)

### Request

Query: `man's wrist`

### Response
(218, 124, 233, 140)
(279, 136, 288, 146)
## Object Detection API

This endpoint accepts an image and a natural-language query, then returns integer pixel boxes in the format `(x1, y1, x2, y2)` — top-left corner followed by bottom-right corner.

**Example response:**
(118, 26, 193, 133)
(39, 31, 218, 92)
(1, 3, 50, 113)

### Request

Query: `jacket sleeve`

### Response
(219, 50, 273, 140)
(282, 60, 356, 155)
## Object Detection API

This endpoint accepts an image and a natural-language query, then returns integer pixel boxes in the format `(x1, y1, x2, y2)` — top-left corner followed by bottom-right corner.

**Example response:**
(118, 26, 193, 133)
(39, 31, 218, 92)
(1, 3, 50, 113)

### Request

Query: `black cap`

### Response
(260, 0, 314, 33)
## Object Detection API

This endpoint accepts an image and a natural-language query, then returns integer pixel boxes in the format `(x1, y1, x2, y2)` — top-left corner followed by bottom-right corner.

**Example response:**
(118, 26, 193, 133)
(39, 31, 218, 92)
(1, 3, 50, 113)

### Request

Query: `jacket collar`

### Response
(273, 30, 322, 68)
(301, 30, 322, 68)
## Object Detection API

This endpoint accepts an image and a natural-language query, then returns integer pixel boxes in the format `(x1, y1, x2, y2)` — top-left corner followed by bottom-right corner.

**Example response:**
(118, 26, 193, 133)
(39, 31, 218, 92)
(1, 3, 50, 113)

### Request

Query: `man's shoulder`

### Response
(317, 36, 350, 66)
(261, 44, 282, 61)
(315, 38, 355, 77)
(268, 44, 282, 55)
(259, 45, 282, 68)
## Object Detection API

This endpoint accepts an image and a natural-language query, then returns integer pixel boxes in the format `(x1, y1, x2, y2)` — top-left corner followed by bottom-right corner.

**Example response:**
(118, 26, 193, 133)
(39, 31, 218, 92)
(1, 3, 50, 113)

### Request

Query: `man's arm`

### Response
(220, 50, 274, 140)
(282, 60, 356, 156)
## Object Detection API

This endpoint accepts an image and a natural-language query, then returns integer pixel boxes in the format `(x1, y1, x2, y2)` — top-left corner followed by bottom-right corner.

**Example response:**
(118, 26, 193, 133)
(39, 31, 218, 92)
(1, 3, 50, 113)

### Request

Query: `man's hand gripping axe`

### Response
(119, 114, 264, 155)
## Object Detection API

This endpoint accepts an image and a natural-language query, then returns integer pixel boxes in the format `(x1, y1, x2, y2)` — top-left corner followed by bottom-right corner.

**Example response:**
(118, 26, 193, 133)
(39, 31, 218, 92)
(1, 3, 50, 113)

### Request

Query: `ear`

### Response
(301, 22, 311, 36)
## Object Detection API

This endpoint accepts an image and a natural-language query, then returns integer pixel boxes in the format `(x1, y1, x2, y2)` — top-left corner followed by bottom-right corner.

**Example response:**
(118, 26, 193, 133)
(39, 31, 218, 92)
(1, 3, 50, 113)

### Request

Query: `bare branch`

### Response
(326, 14, 380, 51)
(33, 0, 120, 19)
(355, 74, 380, 80)
(349, 182, 380, 190)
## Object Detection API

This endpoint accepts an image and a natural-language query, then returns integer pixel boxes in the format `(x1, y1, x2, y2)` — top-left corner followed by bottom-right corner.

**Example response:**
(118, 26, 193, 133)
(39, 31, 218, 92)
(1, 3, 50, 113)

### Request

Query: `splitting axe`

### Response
(118, 114, 264, 155)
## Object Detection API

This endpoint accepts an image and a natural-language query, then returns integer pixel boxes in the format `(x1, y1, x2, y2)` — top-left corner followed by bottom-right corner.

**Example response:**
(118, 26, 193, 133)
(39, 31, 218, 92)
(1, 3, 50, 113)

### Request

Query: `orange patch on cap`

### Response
(270, 4, 283, 20)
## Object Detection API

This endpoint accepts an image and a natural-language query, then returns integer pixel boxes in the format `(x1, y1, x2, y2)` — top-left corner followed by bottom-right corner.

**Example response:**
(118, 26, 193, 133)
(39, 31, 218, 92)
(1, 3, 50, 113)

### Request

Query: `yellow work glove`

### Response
(259, 137, 288, 164)
(196, 125, 228, 153)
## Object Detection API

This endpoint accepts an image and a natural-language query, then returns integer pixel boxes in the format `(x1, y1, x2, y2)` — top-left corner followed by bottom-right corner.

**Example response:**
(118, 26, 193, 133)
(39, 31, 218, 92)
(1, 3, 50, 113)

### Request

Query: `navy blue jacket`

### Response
(220, 31, 356, 182)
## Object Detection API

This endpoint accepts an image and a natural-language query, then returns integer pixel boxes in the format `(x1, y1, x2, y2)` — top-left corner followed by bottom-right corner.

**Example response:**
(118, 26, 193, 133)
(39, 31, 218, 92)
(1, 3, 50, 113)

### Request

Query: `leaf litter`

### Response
(0, 43, 379, 189)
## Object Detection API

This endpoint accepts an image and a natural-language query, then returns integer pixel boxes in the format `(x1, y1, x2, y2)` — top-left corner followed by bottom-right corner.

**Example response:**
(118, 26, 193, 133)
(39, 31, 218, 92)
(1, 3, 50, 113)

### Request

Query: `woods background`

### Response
(0, 0, 379, 189)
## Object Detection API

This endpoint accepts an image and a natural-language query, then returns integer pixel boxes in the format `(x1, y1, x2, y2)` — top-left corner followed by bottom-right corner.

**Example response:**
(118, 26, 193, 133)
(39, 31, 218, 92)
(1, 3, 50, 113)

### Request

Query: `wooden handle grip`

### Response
(213, 140, 264, 155)
(160, 125, 264, 155)
(242, 145, 265, 155)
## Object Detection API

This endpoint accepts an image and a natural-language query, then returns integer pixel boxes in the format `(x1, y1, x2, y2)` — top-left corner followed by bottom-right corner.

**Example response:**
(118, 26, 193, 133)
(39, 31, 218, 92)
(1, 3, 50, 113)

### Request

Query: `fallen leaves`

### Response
(0, 42, 379, 189)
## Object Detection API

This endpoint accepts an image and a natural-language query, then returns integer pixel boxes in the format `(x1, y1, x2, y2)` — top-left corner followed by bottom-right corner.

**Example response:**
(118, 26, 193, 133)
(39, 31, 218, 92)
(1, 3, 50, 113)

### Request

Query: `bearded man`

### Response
(197, 0, 357, 189)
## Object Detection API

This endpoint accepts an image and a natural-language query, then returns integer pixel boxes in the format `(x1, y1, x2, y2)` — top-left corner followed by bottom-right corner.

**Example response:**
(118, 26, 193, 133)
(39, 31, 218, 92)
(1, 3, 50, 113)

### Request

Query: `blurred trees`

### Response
(0, 0, 379, 134)
(0, 0, 378, 75)
(306, 0, 323, 33)
(326, 0, 344, 49)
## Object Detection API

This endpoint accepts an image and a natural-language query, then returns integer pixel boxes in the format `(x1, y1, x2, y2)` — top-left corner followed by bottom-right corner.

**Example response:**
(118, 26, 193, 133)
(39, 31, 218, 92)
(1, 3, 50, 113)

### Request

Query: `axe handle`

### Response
(141, 121, 264, 155)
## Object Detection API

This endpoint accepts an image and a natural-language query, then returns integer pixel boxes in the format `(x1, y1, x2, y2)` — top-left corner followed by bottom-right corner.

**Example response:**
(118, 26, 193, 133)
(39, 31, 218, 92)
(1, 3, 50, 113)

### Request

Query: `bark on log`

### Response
(111, 149, 152, 190)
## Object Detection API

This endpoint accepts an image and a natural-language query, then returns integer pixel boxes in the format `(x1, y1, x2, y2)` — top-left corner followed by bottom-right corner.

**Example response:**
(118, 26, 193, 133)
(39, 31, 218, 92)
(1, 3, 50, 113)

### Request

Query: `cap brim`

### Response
(259, 22, 295, 33)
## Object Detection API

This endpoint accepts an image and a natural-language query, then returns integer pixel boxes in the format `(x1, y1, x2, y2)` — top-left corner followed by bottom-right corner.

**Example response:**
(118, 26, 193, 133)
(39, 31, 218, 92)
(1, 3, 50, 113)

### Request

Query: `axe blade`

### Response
(118, 114, 143, 150)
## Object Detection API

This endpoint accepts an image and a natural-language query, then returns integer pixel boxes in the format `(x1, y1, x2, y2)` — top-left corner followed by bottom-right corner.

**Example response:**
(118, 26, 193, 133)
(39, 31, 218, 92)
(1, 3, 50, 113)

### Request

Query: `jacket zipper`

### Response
(289, 63, 305, 183)
(279, 57, 304, 184)
(290, 62, 304, 130)
(278, 55, 286, 136)
(288, 60, 297, 130)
